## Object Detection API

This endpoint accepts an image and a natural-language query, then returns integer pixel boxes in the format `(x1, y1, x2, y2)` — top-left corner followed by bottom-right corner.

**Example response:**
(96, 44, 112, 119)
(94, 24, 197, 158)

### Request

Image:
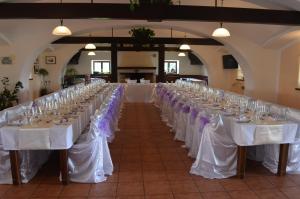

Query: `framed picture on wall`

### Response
(45, 56, 56, 64)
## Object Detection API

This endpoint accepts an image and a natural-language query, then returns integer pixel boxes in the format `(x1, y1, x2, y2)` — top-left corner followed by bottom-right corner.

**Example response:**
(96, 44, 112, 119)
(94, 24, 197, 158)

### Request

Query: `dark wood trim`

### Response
(277, 144, 289, 176)
(158, 44, 166, 83)
(53, 37, 223, 46)
(9, 150, 21, 185)
(236, 146, 247, 179)
(295, 88, 300, 91)
(59, 149, 69, 185)
(0, 3, 300, 25)
(111, 43, 118, 82)
(81, 46, 193, 52)
(118, 66, 156, 70)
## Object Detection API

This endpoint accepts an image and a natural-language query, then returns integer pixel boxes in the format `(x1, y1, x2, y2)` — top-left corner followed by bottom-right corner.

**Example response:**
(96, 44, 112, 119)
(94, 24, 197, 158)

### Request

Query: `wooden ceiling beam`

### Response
(0, 3, 299, 25)
(53, 37, 223, 46)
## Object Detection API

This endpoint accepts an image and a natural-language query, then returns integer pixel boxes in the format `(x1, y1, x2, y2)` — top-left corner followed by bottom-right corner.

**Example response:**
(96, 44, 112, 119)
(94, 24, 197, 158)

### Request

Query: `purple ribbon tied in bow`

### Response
(182, 105, 190, 113)
(176, 102, 184, 113)
(98, 118, 112, 137)
(191, 108, 199, 122)
(171, 98, 178, 107)
(199, 116, 210, 132)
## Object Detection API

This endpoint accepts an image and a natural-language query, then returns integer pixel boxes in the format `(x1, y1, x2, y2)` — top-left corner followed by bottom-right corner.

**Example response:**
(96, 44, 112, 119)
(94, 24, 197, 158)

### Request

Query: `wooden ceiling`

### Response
(0, 3, 299, 25)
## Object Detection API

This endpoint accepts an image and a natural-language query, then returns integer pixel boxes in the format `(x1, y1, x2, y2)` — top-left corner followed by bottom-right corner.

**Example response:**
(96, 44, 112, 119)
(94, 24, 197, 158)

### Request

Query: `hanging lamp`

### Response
(212, 0, 230, 38)
(88, 51, 96, 56)
(52, 19, 72, 36)
(52, 1, 72, 36)
(178, 52, 186, 57)
(179, 33, 190, 50)
(85, 34, 96, 49)
(212, 22, 230, 37)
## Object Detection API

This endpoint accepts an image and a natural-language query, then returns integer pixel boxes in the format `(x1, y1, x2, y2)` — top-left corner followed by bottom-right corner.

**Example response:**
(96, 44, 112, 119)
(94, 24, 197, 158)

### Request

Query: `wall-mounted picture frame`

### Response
(1, 57, 12, 65)
(45, 56, 56, 64)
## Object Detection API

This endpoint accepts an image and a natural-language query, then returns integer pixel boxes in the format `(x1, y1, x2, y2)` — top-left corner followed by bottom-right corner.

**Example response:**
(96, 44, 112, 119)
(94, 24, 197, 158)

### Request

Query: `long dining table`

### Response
(156, 82, 299, 179)
(0, 85, 106, 185)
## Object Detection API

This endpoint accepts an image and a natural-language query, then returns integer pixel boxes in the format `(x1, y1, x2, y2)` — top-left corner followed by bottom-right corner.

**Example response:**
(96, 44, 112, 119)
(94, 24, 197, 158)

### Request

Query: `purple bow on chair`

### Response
(171, 98, 178, 107)
(191, 108, 199, 121)
(199, 116, 210, 132)
(182, 105, 190, 113)
(97, 118, 112, 137)
(176, 102, 184, 113)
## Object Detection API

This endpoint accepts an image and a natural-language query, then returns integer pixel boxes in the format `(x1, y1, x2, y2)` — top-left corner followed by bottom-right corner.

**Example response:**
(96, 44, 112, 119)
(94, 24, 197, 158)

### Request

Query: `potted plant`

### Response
(64, 67, 78, 86)
(38, 68, 49, 96)
(0, 77, 23, 111)
(129, 27, 155, 46)
(130, 0, 173, 10)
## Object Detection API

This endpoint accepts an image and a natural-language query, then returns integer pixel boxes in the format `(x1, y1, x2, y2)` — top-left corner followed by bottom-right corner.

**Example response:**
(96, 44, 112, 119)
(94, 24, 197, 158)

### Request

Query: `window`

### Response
(91, 60, 111, 74)
(164, 60, 179, 74)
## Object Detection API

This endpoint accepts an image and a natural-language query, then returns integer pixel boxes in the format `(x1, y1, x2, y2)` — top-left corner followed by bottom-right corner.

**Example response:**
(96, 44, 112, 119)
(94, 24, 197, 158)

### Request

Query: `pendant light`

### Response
(52, 0, 72, 36)
(212, 0, 230, 38)
(85, 34, 96, 49)
(52, 19, 72, 36)
(212, 22, 230, 37)
(179, 32, 191, 50)
(88, 51, 96, 56)
(178, 52, 186, 57)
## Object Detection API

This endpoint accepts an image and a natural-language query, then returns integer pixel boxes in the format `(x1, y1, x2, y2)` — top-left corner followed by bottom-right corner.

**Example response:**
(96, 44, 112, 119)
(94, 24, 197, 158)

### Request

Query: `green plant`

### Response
(38, 68, 49, 77)
(38, 68, 49, 96)
(130, 0, 173, 11)
(65, 67, 78, 77)
(129, 27, 155, 44)
(0, 77, 23, 111)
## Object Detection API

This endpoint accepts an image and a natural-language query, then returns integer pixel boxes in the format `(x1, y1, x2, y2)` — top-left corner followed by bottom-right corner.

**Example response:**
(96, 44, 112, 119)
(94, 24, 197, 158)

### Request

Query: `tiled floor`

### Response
(1, 103, 300, 198)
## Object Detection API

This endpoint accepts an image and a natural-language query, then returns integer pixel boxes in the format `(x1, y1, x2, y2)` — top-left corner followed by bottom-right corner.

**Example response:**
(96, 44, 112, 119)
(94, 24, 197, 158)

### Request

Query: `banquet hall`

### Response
(0, 0, 300, 198)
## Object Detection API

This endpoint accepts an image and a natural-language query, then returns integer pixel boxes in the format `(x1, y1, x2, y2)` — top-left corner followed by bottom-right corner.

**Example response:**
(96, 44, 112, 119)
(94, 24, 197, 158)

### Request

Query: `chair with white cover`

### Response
(190, 114, 237, 179)
(68, 110, 113, 183)
(188, 110, 210, 158)
(263, 107, 300, 174)
(0, 106, 49, 184)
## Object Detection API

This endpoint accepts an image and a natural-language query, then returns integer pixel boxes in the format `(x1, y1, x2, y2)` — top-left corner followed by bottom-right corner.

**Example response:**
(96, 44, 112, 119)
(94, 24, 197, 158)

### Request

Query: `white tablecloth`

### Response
(0, 96, 100, 150)
(124, 83, 155, 103)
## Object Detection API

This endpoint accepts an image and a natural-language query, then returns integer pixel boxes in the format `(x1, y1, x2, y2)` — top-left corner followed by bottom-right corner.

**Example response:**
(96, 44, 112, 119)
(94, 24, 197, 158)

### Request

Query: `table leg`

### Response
(277, 144, 289, 176)
(237, 146, 247, 179)
(59, 150, 69, 185)
(9, 150, 21, 185)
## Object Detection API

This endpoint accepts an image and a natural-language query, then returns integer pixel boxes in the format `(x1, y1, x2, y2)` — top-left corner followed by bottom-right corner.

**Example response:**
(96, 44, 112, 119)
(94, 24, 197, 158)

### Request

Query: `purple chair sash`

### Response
(199, 116, 210, 133)
(182, 105, 190, 113)
(191, 108, 199, 121)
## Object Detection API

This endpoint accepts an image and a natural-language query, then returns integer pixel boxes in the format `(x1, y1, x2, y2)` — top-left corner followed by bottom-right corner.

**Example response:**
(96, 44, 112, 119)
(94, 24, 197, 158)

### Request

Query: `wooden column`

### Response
(158, 44, 165, 83)
(111, 43, 118, 82)
(277, 143, 289, 176)
(9, 150, 21, 185)
(236, 146, 247, 179)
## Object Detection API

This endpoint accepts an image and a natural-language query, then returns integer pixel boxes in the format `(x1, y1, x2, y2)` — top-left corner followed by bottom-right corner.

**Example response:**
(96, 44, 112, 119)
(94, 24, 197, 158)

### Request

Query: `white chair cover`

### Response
(68, 110, 114, 183)
(190, 115, 237, 179)
(263, 107, 300, 174)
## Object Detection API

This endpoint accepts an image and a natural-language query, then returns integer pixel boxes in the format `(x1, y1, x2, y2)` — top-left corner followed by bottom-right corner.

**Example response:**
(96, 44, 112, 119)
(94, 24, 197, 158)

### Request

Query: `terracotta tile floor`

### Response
(1, 103, 300, 199)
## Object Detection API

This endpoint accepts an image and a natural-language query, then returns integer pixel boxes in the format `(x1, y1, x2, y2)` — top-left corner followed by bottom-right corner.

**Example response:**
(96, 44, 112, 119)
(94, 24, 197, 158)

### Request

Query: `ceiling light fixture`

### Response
(88, 51, 96, 56)
(52, 19, 72, 36)
(178, 52, 186, 57)
(179, 32, 190, 50)
(212, 0, 230, 38)
(52, 1, 72, 36)
(85, 34, 96, 49)
(212, 22, 231, 37)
